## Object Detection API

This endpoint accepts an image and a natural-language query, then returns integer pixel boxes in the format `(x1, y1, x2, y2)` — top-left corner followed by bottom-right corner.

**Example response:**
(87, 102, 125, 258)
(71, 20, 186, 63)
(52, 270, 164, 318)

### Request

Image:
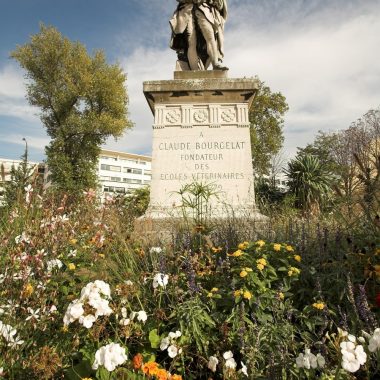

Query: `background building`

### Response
(98, 150, 151, 196)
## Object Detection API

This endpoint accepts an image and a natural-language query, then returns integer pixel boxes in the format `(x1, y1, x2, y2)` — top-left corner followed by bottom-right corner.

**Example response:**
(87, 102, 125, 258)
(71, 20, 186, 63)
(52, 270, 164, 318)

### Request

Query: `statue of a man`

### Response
(170, 0, 228, 71)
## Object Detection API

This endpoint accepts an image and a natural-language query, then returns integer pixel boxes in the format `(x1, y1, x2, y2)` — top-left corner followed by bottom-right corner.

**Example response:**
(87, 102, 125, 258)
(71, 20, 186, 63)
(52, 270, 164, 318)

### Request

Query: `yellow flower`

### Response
(68, 263, 76, 270)
(23, 283, 34, 297)
(207, 292, 213, 298)
(98, 253, 105, 259)
(312, 302, 325, 310)
(211, 287, 219, 292)
(288, 267, 301, 277)
(273, 243, 282, 251)
(240, 270, 248, 278)
(286, 245, 294, 252)
(62, 325, 68, 332)
(81, 378, 93, 380)
(238, 241, 249, 250)
(229, 249, 244, 257)
(278, 292, 285, 300)
(257, 258, 267, 266)
(212, 246, 222, 253)
(256, 240, 265, 248)
(256, 258, 267, 271)
(234, 289, 243, 297)
(243, 290, 252, 300)
(69, 239, 78, 245)
(294, 255, 301, 262)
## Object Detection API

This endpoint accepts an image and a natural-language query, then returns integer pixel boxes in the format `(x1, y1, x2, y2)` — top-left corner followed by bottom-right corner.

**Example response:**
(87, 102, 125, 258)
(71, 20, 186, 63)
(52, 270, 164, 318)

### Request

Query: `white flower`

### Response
(153, 273, 169, 289)
(150, 247, 163, 254)
(94, 280, 111, 298)
(46, 259, 63, 272)
(296, 348, 325, 370)
(124, 280, 133, 286)
(340, 341, 367, 373)
(8, 335, 24, 348)
(241, 361, 248, 377)
(121, 307, 128, 319)
(15, 232, 30, 244)
(92, 343, 128, 372)
(79, 314, 97, 329)
(223, 351, 233, 360)
(63, 300, 84, 325)
(25, 184, 33, 204)
(119, 318, 131, 326)
(25, 307, 40, 321)
(49, 305, 57, 314)
(223, 351, 237, 370)
(168, 345, 179, 358)
(137, 310, 147, 323)
(68, 249, 77, 257)
(316, 353, 325, 368)
(160, 337, 170, 351)
(368, 328, 380, 352)
(208, 356, 218, 372)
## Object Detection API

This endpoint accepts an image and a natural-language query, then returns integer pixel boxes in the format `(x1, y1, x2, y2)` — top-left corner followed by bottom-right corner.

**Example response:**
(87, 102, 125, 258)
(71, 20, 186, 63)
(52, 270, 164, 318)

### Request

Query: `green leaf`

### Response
(149, 329, 161, 349)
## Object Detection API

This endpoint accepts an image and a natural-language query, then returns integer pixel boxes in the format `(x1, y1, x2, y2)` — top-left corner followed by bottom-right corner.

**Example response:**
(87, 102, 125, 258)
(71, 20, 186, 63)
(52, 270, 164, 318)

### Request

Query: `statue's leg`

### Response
(186, 15, 200, 70)
(194, 10, 219, 68)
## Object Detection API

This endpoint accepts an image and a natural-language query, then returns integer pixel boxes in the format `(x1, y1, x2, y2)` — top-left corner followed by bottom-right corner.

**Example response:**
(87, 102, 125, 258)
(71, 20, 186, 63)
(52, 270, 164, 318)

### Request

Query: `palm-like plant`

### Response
(285, 154, 334, 213)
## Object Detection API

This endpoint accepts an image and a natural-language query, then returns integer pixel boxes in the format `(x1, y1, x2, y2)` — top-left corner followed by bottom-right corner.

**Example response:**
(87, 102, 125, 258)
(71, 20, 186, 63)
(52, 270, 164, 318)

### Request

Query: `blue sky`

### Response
(1, 0, 380, 163)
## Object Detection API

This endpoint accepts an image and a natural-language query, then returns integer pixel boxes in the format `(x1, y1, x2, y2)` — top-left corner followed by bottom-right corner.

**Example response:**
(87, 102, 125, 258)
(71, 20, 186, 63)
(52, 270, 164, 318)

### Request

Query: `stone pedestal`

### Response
(137, 71, 267, 235)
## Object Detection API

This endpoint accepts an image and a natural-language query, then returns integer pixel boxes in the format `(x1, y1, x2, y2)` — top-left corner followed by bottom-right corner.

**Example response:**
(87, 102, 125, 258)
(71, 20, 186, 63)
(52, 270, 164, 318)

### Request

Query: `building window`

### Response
(123, 167, 142, 175)
(111, 177, 121, 182)
(101, 164, 121, 172)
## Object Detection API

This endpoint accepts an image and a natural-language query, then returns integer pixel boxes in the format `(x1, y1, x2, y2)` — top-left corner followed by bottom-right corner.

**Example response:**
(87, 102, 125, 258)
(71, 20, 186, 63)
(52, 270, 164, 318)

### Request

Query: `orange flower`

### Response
(155, 368, 169, 380)
(170, 375, 183, 380)
(133, 353, 143, 370)
(142, 361, 159, 375)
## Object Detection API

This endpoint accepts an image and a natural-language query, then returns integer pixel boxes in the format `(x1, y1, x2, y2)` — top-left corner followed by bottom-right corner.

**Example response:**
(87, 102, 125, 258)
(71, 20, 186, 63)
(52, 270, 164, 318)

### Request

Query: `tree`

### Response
(11, 25, 132, 192)
(3, 140, 35, 208)
(297, 109, 380, 215)
(285, 154, 333, 214)
(249, 78, 289, 176)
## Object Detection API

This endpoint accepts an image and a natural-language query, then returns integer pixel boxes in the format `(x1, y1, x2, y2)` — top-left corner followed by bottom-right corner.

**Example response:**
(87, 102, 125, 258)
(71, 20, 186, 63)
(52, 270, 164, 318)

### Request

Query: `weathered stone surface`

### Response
(138, 71, 267, 224)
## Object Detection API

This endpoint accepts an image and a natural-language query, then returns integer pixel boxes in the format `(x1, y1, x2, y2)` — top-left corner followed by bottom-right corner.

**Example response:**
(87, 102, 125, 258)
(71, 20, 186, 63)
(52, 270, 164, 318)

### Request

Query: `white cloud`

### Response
(0, 64, 40, 122)
(107, 0, 380, 159)
(0, 134, 50, 151)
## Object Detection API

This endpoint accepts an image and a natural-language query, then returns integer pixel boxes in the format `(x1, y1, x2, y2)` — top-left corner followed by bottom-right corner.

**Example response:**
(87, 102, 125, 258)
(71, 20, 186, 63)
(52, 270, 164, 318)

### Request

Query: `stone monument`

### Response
(136, 0, 266, 233)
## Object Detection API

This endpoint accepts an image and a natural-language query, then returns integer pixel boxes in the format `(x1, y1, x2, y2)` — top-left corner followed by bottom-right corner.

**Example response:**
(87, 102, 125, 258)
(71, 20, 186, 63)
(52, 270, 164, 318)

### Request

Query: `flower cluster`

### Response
(119, 308, 147, 326)
(223, 351, 237, 369)
(340, 334, 367, 373)
(0, 320, 24, 348)
(296, 348, 325, 369)
(63, 280, 112, 328)
(160, 330, 182, 358)
(92, 342, 128, 372)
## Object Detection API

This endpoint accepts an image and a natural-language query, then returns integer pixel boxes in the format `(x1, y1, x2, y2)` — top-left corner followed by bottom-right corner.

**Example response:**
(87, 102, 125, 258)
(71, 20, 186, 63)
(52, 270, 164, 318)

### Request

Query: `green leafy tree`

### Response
(249, 78, 289, 176)
(3, 141, 35, 207)
(11, 25, 132, 192)
(285, 154, 334, 213)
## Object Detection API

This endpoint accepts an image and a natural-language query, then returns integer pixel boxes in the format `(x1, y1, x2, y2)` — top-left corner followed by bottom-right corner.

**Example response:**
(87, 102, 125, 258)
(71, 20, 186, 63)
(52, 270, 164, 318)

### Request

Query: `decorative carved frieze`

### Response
(154, 104, 249, 127)
(193, 109, 208, 124)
